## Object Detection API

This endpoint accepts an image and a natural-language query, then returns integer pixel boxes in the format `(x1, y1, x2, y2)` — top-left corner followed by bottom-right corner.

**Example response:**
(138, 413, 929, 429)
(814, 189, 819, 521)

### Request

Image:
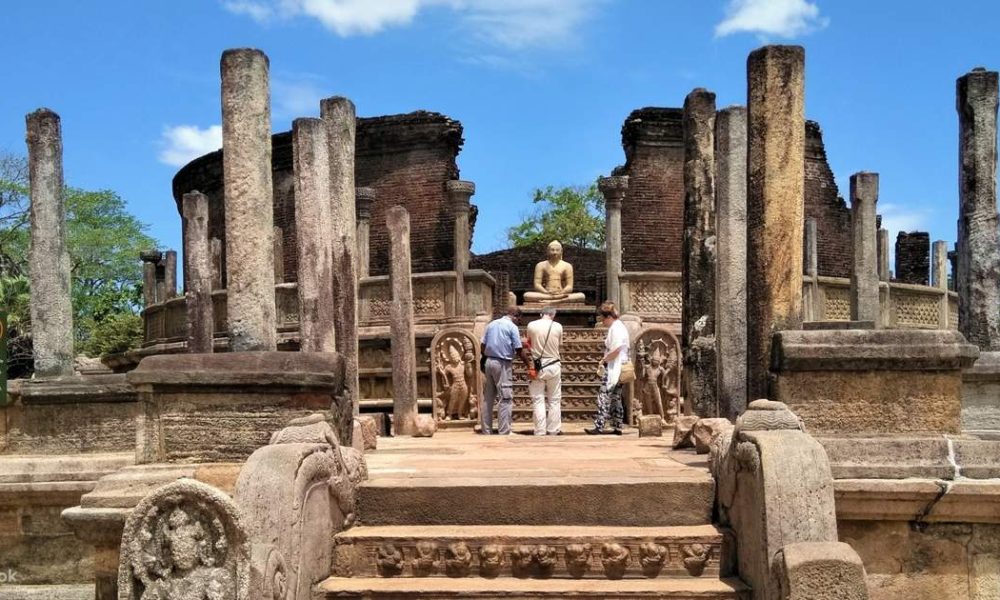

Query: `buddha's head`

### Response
(546, 241, 563, 262)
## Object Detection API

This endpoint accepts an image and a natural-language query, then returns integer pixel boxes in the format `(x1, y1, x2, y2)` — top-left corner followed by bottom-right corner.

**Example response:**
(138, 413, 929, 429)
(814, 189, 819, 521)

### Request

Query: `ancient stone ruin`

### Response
(3, 42, 1000, 600)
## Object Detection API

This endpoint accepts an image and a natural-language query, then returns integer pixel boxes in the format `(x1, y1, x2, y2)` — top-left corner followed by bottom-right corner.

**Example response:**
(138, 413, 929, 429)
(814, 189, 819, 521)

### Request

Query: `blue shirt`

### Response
(481, 316, 522, 360)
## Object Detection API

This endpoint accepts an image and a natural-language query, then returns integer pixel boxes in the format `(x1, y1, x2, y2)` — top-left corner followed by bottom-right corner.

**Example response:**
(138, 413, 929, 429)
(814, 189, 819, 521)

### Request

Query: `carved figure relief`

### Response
(411, 541, 439, 577)
(681, 543, 710, 577)
(638, 543, 668, 578)
(632, 328, 682, 424)
(444, 542, 473, 577)
(511, 545, 536, 578)
(376, 545, 404, 577)
(601, 543, 631, 580)
(564, 543, 592, 579)
(534, 545, 558, 579)
(430, 328, 481, 421)
(118, 479, 249, 600)
(478, 545, 504, 578)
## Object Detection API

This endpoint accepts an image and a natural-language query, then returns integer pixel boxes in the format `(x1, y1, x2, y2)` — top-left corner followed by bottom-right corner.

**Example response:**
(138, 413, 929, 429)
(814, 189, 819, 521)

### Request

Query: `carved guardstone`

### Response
(430, 328, 482, 424)
(118, 478, 250, 600)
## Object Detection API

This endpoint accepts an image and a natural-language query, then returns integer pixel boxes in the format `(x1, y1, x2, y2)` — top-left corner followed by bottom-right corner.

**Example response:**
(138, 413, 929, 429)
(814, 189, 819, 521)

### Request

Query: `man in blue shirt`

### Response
(480, 306, 531, 434)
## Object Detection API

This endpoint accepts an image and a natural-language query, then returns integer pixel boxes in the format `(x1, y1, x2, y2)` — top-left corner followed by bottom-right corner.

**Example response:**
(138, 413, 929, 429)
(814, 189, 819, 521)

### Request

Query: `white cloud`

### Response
(715, 0, 828, 39)
(272, 75, 327, 119)
(222, 0, 601, 50)
(158, 125, 223, 167)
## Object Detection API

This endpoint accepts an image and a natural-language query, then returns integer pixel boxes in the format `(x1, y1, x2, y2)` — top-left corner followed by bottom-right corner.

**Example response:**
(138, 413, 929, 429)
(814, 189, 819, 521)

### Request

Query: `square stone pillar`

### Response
(322, 96, 360, 414)
(162, 250, 177, 298)
(933, 240, 950, 328)
(273, 226, 284, 283)
(26, 108, 75, 378)
(182, 192, 214, 354)
(599, 175, 628, 306)
(221, 48, 277, 352)
(387, 206, 418, 435)
(850, 172, 879, 324)
(140, 250, 162, 307)
(746, 45, 806, 401)
(447, 180, 475, 316)
(714, 106, 747, 420)
(210, 237, 223, 290)
(804, 218, 818, 321)
(293, 117, 336, 353)
(877, 228, 890, 282)
(957, 67, 1000, 350)
(355, 187, 376, 278)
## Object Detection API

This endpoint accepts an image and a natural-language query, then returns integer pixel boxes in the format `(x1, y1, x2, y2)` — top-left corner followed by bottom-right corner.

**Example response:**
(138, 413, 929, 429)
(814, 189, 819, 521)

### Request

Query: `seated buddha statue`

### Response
(523, 241, 587, 305)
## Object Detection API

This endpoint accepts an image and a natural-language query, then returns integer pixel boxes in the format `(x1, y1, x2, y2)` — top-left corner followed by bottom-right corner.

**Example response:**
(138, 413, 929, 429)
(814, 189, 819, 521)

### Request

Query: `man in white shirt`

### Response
(526, 306, 563, 435)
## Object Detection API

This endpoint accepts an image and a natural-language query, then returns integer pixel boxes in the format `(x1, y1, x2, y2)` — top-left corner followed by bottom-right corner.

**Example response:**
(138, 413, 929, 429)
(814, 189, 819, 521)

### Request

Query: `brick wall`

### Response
(172, 111, 465, 283)
(804, 120, 852, 278)
(470, 243, 606, 305)
(619, 107, 685, 273)
(895, 231, 930, 285)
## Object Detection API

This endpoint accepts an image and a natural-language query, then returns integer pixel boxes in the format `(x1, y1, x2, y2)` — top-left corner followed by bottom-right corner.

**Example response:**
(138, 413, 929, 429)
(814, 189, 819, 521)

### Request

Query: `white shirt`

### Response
(604, 319, 630, 387)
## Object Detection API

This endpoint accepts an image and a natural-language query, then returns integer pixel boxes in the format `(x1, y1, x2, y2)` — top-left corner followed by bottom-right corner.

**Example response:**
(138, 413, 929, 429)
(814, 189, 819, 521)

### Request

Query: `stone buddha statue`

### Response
(523, 241, 586, 305)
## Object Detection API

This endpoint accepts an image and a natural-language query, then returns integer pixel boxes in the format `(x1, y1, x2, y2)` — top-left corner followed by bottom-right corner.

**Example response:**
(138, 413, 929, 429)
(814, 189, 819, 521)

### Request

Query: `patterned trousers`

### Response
(593, 373, 624, 431)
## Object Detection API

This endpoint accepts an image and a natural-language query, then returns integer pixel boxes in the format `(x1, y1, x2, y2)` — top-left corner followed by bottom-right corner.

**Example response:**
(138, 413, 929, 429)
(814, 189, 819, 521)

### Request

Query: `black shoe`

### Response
(584, 427, 602, 435)
(611, 429, 623, 436)
(548, 430, 563, 436)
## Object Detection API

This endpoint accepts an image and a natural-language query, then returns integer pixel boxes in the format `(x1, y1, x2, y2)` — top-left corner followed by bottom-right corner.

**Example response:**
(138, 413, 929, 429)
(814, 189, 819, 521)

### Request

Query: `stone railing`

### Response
(803, 275, 957, 329)
(619, 271, 682, 322)
(141, 270, 495, 347)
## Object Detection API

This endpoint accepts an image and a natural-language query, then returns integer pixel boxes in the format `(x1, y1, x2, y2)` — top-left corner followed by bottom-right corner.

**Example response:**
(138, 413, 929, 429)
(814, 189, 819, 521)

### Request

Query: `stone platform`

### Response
(519, 304, 597, 328)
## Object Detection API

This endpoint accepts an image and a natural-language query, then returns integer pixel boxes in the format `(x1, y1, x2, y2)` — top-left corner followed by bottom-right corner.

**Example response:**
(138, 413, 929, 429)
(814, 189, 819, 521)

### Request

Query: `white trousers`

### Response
(528, 362, 562, 435)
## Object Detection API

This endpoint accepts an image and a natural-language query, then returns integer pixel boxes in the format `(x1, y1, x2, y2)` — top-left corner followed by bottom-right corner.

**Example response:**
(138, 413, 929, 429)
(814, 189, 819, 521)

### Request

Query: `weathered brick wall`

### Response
(619, 108, 684, 273)
(172, 111, 465, 284)
(895, 231, 930, 284)
(470, 243, 606, 305)
(805, 120, 852, 278)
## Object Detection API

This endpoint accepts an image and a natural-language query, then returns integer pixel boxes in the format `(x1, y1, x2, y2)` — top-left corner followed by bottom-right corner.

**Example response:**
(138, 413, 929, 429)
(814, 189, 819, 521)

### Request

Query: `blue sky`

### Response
(1, 0, 998, 262)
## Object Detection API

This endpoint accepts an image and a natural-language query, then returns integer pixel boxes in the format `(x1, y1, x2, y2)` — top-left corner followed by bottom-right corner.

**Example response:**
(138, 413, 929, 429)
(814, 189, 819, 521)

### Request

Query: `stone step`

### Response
(315, 576, 749, 599)
(0, 585, 94, 600)
(357, 472, 713, 528)
(333, 524, 731, 580)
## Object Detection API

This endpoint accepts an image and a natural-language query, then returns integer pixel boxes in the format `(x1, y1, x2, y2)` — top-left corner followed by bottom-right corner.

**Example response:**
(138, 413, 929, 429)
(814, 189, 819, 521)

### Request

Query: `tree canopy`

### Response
(0, 153, 156, 374)
(506, 181, 605, 250)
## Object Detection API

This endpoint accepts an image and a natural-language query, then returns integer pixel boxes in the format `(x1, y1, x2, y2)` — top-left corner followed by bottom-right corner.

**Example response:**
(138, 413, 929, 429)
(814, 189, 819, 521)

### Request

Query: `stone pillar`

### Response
(714, 106, 747, 421)
(877, 228, 890, 282)
(163, 250, 177, 298)
(804, 218, 818, 321)
(321, 96, 360, 414)
(182, 192, 214, 354)
(682, 88, 718, 417)
(598, 175, 628, 306)
(140, 250, 162, 307)
(948, 248, 958, 291)
(355, 187, 375, 278)
(221, 48, 276, 352)
(273, 226, 284, 283)
(746, 45, 806, 401)
(293, 117, 336, 353)
(447, 180, 475, 316)
(957, 67, 1000, 350)
(26, 108, 75, 377)
(933, 240, 950, 328)
(387, 206, 418, 435)
(850, 172, 879, 323)
(210, 238, 223, 290)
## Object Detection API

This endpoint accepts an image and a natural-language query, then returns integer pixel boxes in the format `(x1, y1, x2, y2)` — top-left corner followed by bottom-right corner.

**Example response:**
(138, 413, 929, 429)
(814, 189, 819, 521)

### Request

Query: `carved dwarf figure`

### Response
(524, 241, 586, 304)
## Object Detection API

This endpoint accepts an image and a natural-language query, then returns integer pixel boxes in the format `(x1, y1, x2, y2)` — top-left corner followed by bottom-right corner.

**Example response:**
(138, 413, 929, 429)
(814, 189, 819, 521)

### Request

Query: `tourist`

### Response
(586, 301, 630, 435)
(480, 305, 531, 435)
(526, 305, 563, 435)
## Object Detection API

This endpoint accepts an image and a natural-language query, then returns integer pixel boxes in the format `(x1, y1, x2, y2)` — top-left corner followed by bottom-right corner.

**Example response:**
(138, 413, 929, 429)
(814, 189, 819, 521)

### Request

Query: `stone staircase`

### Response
(314, 431, 749, 598)
(512, 327, 608, 423)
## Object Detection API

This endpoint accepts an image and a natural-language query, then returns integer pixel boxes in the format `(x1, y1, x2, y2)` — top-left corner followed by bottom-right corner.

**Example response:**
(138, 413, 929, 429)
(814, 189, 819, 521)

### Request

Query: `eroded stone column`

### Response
(933, 240, 950, 327)
(210, 238, 223, 290)
(746, 45, 805, 401)
(877, 228, 890, 282)
(273, 226, 284, 283)
(163, 250, 177, 298)
(322, 96, 360, 413)
(221, 48, 276, 351)
(355, 187, 375, 278)
(804, 218, 818, 321)
(182, 192, 213, 354)
(850, 172, 879, 323)
(447, 180, 475, 316)
(682, 88, 718, 417)
(293, 117, 336, 352)
(387, 206, 418, 435)
(957, 67, 1000, 349)
(141, 250, 162, 307)
(26, 108, 74, 377)
(598, 175, 628, 306)
(714, 106, 747, 420)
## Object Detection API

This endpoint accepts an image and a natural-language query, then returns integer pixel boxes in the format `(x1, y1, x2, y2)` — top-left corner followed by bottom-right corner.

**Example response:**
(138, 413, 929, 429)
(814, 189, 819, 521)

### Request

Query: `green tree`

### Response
(507, 181, 605, 249)
(0, 153, 157, 368)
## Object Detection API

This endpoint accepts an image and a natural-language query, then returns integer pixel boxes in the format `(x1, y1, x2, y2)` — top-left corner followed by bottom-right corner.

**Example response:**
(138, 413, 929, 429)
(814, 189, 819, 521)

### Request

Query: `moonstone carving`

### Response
(117, 479, 250, 600)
